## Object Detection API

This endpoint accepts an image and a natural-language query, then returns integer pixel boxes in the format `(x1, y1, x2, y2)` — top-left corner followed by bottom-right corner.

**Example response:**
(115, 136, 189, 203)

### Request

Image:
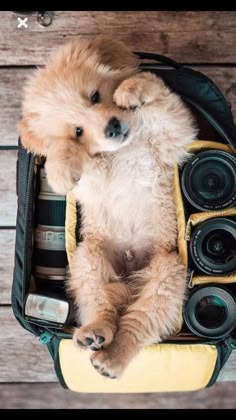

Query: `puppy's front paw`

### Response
(113, 78, 145, 111)
(113, 72, 165, 110)
(90, 350, 125, 379)
(45, 159, 80, 195)
(73, 321, 114, 351)
(45, 141, 90, 195)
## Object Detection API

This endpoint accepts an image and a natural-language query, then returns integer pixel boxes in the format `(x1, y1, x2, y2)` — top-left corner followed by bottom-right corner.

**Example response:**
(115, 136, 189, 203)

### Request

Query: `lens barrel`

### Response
(181, 150, 236, 211)
(183, 286, 236, 339)
(34, 168, 68, 292)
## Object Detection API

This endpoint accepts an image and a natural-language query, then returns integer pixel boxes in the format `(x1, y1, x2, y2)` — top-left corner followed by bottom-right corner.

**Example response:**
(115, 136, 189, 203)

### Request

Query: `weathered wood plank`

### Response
(0, 307, 57, 382)
(0, 150, 17, 226)
(1, 66, 236, 146)
(0, 150, 17, 225)
(219, 352, 236, 382)
(1, 11, 236, 65)
(0, 382, 236, 409)
(0, 307, 235, 382)
(0, 68, 33, 146)
(0, 230, 15, 304)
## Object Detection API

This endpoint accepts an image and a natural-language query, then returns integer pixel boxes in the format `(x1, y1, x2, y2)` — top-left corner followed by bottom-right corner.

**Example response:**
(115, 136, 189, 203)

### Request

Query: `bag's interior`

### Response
(22, 104, 236, 392)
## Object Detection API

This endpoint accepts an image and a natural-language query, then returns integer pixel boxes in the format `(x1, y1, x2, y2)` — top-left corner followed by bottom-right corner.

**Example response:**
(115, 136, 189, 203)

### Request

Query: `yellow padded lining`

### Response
(65, 191, 77, 267)
(174, 164, 188, 267)
(59, 339, 218, 393)
(174, 140, 236, 287)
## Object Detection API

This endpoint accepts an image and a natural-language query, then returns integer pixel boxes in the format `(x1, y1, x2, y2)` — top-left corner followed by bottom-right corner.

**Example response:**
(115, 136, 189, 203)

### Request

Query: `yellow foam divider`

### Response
(59, 339, 217, 393)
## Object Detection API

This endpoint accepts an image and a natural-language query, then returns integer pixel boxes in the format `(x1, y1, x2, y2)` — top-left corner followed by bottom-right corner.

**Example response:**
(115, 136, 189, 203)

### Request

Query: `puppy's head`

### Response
(18, 36, 139, 156)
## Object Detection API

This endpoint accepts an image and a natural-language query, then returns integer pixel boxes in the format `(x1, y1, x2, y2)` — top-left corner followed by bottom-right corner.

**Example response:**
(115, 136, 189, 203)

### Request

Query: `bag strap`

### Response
(134, 51, 182, 69)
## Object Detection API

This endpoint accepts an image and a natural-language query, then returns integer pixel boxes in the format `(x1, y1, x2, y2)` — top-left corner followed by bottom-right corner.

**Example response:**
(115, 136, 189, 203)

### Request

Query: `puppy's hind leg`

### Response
(69, 238, 131, 351)
(91, 250, 186, 378)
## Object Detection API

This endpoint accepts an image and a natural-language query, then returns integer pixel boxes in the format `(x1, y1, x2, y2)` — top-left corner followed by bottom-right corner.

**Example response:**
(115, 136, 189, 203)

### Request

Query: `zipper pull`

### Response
(228, 337, 236, 350)
(39, 331, 53, 344)
(223, 336, 236, 351)
(187, 270, 194, 289)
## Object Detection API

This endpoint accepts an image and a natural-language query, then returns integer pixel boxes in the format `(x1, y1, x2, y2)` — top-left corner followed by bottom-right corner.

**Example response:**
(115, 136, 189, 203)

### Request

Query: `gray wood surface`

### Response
(1, 66, 236, 146)
(0, 150, 17, 226)
(0, 307, 57, 382)
(0, 230, 15, 304)
(0, 69, 33, 146)
(0, 382, 236, 409)
(2, 11, 236, 65)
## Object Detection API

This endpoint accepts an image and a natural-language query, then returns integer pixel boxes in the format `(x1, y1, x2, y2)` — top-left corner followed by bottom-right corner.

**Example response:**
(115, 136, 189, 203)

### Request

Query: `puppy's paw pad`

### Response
(73, 323, 113, 351)
(90, 351, 123, 379)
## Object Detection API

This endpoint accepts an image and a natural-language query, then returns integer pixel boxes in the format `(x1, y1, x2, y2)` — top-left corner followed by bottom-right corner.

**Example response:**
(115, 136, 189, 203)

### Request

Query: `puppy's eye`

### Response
(75, 127, 83, 137)
(91, 90, 100, 104)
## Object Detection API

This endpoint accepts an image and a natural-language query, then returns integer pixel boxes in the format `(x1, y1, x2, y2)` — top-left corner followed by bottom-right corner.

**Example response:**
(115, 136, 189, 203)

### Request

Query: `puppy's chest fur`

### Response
(75, 142, 176, 274)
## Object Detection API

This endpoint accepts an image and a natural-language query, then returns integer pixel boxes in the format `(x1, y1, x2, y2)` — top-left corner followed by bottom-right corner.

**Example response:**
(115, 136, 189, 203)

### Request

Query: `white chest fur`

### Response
(75, 142, 167, 251)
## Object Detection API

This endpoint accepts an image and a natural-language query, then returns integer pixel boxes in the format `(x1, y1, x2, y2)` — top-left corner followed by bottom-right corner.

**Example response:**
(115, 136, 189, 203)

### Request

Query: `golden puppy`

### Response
(18, 36, 197, 379)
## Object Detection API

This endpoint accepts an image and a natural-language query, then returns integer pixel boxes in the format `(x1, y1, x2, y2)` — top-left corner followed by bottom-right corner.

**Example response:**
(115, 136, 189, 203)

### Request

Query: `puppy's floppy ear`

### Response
(90, 36, 139, 72)
(18, 113, 50, 156)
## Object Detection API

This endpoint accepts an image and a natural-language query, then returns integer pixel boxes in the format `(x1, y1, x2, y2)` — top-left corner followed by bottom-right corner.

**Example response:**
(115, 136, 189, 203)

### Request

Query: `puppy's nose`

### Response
(104, 117, 121, 139)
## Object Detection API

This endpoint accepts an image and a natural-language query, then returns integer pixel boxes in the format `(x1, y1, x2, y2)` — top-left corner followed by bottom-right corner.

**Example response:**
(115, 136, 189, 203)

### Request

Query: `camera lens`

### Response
(195, 296, 226, 329)
(181, 150, 236, 211)
(190, 218, 236, 275)
(183, 286, 236, 339)
(34, 168, 68, 292)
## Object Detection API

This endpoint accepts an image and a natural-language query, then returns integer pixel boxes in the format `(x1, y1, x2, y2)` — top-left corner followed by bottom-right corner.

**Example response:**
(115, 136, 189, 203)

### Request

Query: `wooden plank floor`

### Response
(0, 382, 236, 409)
(1, 11, 236, 408)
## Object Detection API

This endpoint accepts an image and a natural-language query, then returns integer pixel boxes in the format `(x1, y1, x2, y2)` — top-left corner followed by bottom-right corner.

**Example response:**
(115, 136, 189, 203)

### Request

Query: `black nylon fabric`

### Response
(11, 140, 38, 335)
(140, 65, 236, 150)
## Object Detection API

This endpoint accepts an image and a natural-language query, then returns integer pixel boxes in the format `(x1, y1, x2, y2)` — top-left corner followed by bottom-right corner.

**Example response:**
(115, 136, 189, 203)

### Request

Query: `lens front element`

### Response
(190, 218, 236, 275)
(181, 150, 236, 211)
(184, 286, 236, 339)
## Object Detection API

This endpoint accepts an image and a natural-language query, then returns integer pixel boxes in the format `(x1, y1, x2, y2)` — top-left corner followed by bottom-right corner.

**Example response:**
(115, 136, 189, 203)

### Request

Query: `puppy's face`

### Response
(18, 36, 139, 156)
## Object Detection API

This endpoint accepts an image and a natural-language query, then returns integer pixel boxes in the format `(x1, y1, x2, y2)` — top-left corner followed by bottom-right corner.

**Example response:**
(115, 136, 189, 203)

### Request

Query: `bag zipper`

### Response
(21, 154, 37, 335)
(39, 329, 72, 344)
(22, 155, 35, 305)
(39, 331, 54, 344)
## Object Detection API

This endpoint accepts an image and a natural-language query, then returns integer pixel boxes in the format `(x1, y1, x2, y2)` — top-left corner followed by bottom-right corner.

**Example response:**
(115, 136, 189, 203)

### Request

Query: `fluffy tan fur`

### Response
(18, 36, 198, 379)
